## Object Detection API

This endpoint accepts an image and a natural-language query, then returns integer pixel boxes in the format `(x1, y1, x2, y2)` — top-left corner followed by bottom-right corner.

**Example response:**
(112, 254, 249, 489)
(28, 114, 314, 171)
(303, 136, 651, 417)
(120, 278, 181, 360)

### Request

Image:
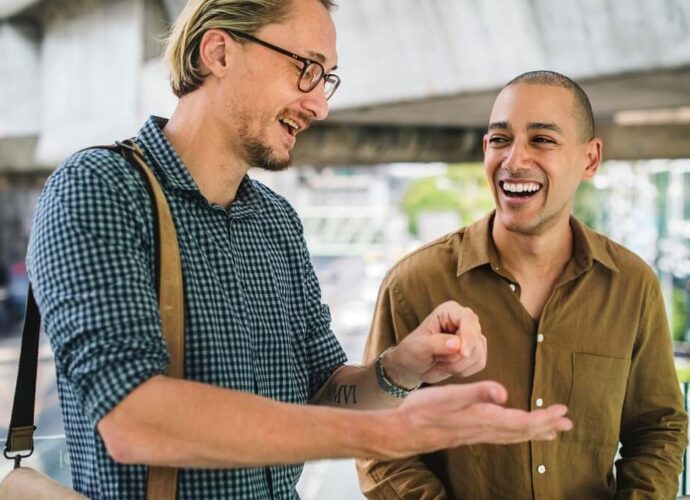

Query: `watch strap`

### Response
(374, 347, 421, 399)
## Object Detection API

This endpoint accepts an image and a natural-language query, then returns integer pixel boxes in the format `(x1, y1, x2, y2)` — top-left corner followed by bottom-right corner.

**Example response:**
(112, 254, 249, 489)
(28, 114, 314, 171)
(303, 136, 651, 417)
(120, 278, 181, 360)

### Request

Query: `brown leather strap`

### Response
(120, 141, 184, 500)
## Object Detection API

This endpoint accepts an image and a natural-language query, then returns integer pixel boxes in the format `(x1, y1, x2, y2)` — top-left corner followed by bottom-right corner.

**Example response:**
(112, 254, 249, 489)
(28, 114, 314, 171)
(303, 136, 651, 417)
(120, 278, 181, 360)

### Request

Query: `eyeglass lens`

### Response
(300, 63, 337, 99)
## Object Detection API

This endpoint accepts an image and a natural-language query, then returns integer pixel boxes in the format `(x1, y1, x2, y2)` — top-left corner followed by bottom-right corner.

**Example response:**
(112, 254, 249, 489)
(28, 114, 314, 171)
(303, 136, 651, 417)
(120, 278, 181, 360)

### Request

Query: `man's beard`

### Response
(244, 138, 292, 172)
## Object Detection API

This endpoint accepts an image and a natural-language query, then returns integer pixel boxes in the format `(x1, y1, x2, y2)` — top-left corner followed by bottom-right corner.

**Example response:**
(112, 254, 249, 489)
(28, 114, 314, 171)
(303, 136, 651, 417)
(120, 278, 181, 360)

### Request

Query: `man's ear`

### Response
(581, 137, 603, 181)
(198, 29, 233, 79)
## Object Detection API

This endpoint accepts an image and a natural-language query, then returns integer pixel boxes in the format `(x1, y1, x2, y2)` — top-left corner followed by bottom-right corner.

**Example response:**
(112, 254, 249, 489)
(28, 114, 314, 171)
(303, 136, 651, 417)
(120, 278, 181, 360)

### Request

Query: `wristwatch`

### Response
(375, 347, 421, 399)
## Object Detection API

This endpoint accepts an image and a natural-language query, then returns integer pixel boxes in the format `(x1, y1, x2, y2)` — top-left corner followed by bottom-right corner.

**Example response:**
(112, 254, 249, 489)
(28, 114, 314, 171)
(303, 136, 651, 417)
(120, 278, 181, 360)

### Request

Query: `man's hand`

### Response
(383, 301, 487, 388)
(386, 381, 572, 458)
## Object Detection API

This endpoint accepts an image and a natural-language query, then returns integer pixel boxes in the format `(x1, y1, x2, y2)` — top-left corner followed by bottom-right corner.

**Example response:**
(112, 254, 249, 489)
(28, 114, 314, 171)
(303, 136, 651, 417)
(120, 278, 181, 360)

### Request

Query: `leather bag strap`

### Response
(116, 140, 184, 500)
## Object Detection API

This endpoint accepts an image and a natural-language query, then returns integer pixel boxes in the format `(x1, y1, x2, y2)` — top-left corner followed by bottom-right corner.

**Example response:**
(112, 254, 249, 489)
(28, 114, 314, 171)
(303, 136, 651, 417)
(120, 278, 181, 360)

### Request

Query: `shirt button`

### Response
(535, 398, 544, 407)
(509, 283, 516, 292)
(537, 464, 546, 474)
(537, 333, 544, 343)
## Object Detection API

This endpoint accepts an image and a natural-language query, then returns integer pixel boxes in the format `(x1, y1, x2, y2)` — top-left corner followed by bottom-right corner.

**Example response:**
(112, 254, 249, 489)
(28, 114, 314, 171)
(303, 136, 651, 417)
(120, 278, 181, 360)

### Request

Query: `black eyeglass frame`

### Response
(227, 30, 340, 100)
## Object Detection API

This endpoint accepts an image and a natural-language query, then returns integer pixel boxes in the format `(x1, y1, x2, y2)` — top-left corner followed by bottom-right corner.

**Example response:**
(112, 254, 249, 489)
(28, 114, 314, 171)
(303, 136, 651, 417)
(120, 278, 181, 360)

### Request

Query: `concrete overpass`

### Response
(298, 0, 690, 164)
(0, 0, 689, 171)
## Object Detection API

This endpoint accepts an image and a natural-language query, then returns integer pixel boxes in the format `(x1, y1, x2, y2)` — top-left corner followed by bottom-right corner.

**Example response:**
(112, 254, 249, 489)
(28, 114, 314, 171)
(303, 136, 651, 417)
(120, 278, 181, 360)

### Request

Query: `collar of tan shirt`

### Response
(456, 211, 619, 279)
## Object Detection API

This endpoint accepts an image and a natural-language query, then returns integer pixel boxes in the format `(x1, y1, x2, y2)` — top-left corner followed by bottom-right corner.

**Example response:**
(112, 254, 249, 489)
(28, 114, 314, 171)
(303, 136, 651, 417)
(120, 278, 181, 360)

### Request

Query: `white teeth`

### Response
(502, 182, 541, 193)
(279, 117, 300, 133)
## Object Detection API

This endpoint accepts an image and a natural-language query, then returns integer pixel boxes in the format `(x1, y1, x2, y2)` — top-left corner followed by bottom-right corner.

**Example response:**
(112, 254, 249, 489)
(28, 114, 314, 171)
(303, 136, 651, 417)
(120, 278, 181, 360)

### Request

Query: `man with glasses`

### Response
(26, 1, 572, 498)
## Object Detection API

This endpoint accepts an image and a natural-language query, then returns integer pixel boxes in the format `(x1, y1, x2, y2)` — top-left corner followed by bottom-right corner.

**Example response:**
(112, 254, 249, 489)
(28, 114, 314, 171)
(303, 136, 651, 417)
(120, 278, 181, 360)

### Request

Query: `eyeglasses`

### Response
(228, 30, 341, 100)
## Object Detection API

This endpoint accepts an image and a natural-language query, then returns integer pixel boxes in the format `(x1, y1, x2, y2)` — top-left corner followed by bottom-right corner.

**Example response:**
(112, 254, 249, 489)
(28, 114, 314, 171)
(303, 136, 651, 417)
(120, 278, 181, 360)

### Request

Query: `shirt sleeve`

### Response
(355, 270, 448, 499)
(27, 150, 169, 428)
(615, 275, 688, 498)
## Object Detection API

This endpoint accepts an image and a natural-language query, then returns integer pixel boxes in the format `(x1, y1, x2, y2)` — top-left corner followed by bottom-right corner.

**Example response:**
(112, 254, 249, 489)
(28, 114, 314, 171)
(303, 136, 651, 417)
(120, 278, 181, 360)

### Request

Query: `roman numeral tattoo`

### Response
(324, 383, 358, 405)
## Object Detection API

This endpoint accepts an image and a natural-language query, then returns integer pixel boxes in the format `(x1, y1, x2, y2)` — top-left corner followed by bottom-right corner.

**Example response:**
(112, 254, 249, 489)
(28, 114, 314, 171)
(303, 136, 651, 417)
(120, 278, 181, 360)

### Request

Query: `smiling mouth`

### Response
(499, 180, 543, 199)
(279, 117, 301, 137)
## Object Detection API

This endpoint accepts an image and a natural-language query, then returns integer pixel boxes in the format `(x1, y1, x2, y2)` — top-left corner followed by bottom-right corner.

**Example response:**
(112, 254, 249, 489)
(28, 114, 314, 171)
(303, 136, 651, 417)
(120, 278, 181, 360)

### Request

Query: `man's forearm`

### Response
(97, 375, 573, 469)
(312, 363, 406, 409)
(313, 300, 490, 411)
(98, 375, 397, 468)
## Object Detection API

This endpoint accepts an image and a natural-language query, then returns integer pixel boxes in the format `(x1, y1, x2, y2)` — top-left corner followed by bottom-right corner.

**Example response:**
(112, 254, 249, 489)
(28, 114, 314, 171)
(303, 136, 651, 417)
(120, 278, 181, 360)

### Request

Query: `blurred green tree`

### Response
(401, 164, 494, 237)
(672, 286, 689, 342)
(573, 181, 605, 231)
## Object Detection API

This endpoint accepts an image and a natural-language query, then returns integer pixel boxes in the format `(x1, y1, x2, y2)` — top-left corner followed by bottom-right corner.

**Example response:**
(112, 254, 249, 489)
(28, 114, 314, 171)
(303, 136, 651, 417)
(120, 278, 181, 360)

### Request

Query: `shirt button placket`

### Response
(534, 330, 545, 409)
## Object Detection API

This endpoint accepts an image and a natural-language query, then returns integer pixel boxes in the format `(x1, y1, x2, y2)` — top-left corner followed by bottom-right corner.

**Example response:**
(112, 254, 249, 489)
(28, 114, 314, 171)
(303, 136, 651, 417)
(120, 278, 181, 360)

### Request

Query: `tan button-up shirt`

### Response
(358, 213, 687, 500)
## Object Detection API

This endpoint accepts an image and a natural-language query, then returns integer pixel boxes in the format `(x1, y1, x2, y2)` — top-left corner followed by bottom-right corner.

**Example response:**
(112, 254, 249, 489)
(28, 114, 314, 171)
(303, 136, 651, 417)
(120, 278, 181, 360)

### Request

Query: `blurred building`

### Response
(2, 0, 690, 170)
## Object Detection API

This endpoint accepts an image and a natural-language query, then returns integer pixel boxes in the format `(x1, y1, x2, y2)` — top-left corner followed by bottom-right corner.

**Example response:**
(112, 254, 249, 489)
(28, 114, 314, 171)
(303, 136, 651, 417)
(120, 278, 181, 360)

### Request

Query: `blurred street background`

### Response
(1, 0, 690, 497)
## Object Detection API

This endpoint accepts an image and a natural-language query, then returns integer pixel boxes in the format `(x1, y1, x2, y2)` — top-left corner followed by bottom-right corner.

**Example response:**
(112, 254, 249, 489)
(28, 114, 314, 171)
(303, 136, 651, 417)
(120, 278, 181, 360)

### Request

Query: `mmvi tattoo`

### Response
(324, 383, 358, 405)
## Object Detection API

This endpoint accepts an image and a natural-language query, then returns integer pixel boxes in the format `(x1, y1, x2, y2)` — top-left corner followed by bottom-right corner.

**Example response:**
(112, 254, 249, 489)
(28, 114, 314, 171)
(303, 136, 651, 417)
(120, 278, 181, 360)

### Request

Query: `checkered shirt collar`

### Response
(136, 116, 263, 216)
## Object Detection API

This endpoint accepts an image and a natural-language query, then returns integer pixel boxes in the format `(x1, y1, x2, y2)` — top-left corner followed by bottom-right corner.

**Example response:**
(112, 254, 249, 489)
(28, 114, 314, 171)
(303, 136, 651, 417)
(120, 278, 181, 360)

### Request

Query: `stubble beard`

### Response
(498, 200, 568, 237)
(244, 138, 292, 172)
(236, 110, 292, 172)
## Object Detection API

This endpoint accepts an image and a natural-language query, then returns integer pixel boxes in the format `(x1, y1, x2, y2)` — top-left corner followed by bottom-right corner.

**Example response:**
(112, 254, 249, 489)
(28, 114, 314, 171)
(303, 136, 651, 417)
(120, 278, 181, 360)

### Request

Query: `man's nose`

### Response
(503, 141, 531, 171)
(302, 83, 330, 121)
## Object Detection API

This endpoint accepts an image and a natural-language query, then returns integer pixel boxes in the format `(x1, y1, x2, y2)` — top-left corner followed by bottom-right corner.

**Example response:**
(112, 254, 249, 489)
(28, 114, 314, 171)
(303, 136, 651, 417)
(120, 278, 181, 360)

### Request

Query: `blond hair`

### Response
(165, 0, 336, 97)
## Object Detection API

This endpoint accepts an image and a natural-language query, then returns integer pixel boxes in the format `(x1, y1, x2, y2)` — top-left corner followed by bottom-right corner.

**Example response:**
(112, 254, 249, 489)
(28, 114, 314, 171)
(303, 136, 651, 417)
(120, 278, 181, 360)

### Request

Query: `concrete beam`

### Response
(293, 123, 690, 166)
(0, 0, 40, 18)
(292, 125, 486, 166)
(598, 123, 690, 161)
(328, 67, 690, 128)
(330, 0, 690, 111)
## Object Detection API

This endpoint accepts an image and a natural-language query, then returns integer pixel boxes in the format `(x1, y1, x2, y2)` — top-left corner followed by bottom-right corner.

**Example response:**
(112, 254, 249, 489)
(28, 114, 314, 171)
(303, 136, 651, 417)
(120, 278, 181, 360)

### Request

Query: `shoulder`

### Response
(249, 177, 302, 227)
(42, 147, 144, 203)
(585, 226, 657, 284)
(385, 229, 464, 287)
(580, 225, 662, 311)
(34, 147, 154, 241)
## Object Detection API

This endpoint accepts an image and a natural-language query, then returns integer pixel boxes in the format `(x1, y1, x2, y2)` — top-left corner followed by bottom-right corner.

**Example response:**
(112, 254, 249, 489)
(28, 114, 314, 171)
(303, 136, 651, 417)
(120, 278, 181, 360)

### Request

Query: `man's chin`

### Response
(245, 141, 292, 172)
(256, 154, 291, 172)
(496, 211, 541, 235)
(498, 210, 564, 237)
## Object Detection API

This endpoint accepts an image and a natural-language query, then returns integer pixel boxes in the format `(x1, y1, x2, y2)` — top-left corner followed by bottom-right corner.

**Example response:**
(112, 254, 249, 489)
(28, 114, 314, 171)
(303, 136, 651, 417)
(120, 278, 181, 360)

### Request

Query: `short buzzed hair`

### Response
(165, 0, 337, 98)
(505, 70, 595, 142)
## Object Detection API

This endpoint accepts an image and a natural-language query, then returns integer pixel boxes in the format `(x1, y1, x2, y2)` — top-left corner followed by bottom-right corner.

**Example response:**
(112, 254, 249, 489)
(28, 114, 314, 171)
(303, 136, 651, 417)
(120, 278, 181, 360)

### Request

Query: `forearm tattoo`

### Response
(323, 383, 358, 405)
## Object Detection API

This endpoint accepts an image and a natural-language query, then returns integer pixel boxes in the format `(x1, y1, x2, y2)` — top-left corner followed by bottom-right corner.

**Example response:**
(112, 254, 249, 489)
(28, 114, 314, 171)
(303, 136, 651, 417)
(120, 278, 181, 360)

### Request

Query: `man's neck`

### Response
(492, 216, 574, 285)
(163, 95, 249, 208)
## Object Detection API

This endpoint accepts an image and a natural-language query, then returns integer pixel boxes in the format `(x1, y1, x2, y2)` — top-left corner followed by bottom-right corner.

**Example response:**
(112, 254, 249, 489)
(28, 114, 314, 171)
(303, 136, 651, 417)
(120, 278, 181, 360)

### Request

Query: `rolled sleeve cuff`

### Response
(66, 326, 170, 427)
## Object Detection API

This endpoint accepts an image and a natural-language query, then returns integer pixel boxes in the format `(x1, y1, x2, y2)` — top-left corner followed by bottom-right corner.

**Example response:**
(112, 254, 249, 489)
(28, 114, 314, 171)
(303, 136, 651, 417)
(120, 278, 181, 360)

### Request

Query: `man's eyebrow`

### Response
(488, 121, 511, 131)
(528, 122, 563, 134)
(303, 50, 338, 72)
(305, 50, 326, 64)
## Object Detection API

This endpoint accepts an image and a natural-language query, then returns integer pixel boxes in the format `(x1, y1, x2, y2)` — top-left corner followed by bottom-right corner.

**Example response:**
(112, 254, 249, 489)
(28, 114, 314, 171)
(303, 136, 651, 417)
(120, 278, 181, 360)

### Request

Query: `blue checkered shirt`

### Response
(27, 116, 347, 499)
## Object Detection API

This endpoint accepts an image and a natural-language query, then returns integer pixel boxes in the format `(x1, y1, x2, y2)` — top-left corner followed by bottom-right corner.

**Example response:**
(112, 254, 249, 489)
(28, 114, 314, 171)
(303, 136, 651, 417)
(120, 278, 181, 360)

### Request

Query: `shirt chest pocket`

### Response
(563, 352, 631, 447)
